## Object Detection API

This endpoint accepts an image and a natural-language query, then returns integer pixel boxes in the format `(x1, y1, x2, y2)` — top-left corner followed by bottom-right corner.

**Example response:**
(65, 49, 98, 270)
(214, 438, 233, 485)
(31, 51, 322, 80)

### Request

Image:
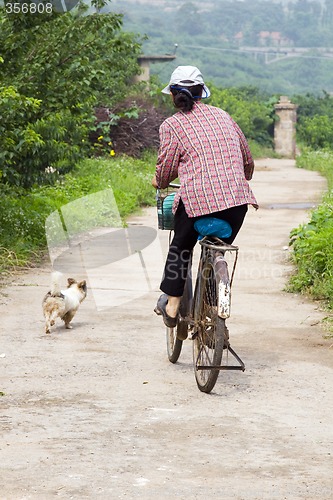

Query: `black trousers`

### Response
(160, 201, 248, 297)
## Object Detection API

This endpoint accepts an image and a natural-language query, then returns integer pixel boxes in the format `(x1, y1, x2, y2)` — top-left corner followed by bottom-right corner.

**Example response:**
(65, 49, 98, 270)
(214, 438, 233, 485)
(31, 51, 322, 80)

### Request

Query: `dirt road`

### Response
(1, 158, 333, 500)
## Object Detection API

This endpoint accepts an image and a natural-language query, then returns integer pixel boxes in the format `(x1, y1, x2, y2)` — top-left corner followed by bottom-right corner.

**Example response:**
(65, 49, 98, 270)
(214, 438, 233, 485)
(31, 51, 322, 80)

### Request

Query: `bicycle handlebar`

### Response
(156, 183, 180, 197)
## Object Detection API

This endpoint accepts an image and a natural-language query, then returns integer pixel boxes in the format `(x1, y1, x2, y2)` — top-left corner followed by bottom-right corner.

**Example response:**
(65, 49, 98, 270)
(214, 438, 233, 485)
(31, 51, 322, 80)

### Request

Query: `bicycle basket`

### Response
(157, 191, 176, 230)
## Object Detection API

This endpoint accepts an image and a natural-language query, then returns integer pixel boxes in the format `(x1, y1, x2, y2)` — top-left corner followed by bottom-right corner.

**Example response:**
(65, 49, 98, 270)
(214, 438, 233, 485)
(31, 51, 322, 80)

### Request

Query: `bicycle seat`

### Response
(194, 217, 232, 240)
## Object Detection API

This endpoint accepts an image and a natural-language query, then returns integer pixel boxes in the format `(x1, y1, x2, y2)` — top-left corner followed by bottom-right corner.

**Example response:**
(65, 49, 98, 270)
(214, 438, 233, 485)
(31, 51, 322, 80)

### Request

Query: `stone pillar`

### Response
(133, 55, 177, 87)
(274, 96, 298, 158)
(134, 58, 150, 84)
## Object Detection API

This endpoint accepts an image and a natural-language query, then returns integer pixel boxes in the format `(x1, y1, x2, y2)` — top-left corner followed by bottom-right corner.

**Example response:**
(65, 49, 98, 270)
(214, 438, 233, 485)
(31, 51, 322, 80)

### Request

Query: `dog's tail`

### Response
(50, 271, 63, 297)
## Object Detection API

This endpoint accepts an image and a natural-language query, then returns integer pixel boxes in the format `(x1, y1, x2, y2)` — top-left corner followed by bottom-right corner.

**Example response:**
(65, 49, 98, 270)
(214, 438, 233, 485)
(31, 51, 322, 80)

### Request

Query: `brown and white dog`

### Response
(43, 272, 87, 334)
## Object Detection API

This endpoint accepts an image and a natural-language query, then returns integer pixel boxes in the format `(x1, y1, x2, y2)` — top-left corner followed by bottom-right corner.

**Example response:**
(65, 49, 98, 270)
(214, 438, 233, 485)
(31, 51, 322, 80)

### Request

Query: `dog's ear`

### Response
(78, 280, 87, 291)
(67, 278, 76, 287)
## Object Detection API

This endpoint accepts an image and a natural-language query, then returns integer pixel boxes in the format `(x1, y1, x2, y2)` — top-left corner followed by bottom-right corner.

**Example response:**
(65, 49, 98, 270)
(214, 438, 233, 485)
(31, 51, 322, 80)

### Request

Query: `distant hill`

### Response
(111, 0, 333, 95)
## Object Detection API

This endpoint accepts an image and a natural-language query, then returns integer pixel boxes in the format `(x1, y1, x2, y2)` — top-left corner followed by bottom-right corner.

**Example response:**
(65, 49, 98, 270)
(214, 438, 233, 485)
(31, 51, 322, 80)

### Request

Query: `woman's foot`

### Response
(166, 295, 181, 318)
(154, 294, 180, 328)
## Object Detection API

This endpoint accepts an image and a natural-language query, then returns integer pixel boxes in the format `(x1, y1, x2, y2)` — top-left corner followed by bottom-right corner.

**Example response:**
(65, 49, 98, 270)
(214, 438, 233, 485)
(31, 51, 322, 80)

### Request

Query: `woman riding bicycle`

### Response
(152, 65, 258, 328)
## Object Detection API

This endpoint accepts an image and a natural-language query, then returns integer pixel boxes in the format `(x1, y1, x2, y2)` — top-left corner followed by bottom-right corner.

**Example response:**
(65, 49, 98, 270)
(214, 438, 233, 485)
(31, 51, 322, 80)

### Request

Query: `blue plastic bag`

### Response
(159, 193, 175, 230)
(162, 192, 176, 213)
(194, 217, 232, 240)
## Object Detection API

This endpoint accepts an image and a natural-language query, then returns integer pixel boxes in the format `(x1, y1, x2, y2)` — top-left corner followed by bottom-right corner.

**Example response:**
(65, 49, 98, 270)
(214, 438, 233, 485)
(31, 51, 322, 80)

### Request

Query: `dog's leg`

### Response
(45, 310, 59, 334)
(62, 310, 76, 329)
(45, 315, 52, 334)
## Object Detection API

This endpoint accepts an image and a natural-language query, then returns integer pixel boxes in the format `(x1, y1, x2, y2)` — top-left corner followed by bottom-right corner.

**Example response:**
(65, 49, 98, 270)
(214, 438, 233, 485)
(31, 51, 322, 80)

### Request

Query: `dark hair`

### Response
(171, 84, 203, 112)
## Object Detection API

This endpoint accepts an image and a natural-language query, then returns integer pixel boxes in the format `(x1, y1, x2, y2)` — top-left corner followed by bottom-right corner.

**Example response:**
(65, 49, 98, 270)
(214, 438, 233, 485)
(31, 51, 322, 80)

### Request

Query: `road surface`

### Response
(1, 158, 332, 499)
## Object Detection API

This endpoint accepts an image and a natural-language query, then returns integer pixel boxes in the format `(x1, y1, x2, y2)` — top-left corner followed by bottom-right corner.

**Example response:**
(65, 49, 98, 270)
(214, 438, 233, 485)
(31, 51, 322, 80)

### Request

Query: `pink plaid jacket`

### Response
(155, 102, 258, 217)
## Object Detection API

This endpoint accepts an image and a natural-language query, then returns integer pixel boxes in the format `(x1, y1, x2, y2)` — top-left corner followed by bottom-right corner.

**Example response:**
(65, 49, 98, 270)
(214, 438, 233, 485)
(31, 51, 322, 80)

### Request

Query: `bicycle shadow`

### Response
(163, 342, 260, 396)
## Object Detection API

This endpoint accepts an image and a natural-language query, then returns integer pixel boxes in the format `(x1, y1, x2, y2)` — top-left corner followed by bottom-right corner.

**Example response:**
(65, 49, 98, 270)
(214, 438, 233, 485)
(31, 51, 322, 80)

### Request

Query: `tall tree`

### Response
(0, 1, 142, 187)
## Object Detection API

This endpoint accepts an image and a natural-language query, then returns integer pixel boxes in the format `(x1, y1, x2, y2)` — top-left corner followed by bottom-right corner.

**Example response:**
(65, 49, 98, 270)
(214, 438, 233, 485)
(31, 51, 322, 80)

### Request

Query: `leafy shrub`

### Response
(0, 85, 88, 187)
(289, 197, 333, 308)
(0, 2, 142, 187)
(289, 149, 333, 311)
(297, 115, 333, 149)
(294, 92, 333, 151)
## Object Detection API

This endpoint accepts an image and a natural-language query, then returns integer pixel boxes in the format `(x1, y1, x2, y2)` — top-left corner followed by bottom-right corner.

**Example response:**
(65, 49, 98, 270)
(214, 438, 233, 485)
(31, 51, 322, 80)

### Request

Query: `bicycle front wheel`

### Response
(166, 319, 187, 363)
(193, 258, 226, 393)
(166, 271, 191, 364)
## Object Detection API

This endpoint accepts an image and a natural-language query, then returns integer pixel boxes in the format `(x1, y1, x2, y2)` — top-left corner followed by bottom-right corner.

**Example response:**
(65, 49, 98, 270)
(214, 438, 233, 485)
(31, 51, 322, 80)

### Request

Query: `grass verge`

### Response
(288, 147, 333, 335)
(0, 153, 156, 277)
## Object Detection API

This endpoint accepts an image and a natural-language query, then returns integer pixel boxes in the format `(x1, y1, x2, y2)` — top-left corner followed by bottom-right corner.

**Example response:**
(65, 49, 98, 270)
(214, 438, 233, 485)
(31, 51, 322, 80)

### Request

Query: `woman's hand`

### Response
(151, 175, 158, 189)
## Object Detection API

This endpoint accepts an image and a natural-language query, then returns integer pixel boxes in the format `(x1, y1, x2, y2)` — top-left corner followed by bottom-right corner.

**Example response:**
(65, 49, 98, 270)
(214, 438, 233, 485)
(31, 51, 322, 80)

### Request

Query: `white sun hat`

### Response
(161, 65, 211, 98)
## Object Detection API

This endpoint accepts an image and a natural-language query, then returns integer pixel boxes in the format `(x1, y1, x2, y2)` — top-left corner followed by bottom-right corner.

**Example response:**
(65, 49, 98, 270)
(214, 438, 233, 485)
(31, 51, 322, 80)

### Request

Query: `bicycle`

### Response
(156, 185, 245, 394)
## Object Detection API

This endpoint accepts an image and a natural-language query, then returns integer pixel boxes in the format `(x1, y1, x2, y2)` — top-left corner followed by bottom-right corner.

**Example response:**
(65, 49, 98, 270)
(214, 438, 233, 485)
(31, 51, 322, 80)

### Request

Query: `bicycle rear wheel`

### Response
(193, 257, 226, 393)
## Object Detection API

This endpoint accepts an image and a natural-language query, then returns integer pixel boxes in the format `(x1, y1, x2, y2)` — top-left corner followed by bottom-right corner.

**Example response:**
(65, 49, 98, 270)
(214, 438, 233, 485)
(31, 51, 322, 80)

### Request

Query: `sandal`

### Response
(154, 293, 178, 328)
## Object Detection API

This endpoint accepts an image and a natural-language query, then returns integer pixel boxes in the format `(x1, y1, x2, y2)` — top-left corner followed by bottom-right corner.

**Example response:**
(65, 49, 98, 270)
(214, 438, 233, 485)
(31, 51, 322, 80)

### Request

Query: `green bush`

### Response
(294, 92, 333, 151)
(0, 85, 88, 187)
(289, 198, 333, 308)
(0, 3, 142, 187)
(297, 115, 333, 149)
(289, 149, 333, 314)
